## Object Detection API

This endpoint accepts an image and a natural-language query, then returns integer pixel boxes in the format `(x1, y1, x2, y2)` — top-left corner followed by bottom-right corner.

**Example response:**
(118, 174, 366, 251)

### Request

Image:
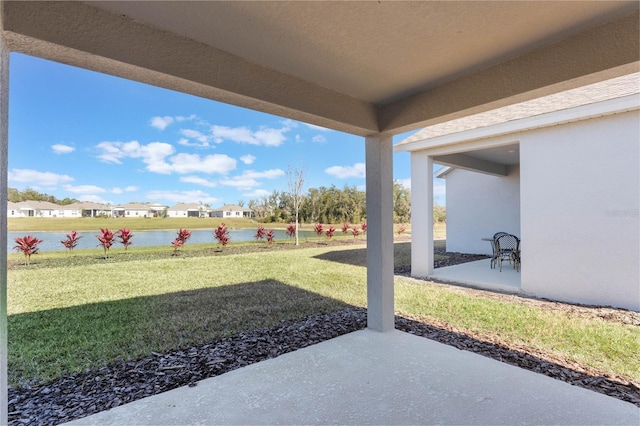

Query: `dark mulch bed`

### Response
(8, 244, 640, 425)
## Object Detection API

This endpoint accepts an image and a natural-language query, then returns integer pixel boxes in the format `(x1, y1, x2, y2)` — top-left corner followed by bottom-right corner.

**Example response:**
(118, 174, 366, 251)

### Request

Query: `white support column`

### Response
(411, 151, 434, 277)
(0, 33, 9, 426)
(365, 133, 395, 332)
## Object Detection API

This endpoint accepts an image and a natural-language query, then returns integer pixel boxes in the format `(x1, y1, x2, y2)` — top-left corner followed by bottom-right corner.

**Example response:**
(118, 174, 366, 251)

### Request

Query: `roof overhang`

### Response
(1, 1, 638, 136)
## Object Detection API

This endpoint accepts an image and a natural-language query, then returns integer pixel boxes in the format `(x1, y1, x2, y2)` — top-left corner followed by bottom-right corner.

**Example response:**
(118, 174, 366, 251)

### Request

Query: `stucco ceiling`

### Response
(1, 1, 639, 135)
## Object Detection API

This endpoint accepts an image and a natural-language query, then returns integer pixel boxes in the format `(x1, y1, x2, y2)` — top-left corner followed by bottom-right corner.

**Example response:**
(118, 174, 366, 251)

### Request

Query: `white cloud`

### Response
(63, 184, 107, 194)
(112, 187, 123, 195)
(220, 169, 284, 190)
(52, 144, 75, 154)
(8, 169, 74, 187)
(303, 122, 330, 131)
(150, 116, 174, 130)
(164, 153, 237, 175)
(242, 189, 271, 198)
(240, 154, 256, 165)
(325, 162, 366, 179)
(95, 141, 175, 169)
(312, 135, 327, 143)
(175, 114, 197, 122)
(125, 186, 138, 192)
(146, 190, 219, 205)
(113, 186, 138, 194)
(396, 178, 411, 189)
(211, 124, 290, 147)
(180, 129, 211, 146)
(180, 176, 218, 188)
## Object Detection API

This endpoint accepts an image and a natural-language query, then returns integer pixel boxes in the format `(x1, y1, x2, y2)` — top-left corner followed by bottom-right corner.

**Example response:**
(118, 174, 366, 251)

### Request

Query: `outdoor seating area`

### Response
(487, 232, 521, 272)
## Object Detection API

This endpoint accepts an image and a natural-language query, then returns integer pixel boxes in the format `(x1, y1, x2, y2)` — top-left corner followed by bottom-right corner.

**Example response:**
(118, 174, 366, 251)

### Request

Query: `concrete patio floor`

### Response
(430, 258, 522, 294)
(67, 329, 639, 425)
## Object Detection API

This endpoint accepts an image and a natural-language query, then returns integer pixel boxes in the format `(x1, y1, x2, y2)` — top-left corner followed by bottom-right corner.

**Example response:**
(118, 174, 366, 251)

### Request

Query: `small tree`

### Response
(361, 222, 367, 233)
(266, 229, 275, 246)
(325, 225, 335, 240)
(314, 223, 324, 236)
(96, 228, 115, 258)
(287, 166, 306, 246)
(117, 228, 134, 251)
(60, 231, 82, 252)
(214, 223, 230, 247)
(171, 228, 192, 255)
(14, 235, 43, 265)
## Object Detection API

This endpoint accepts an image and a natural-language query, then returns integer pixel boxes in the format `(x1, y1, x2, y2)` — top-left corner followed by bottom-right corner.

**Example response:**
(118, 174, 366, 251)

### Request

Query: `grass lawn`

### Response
(8, 217, 259, 232)
(8, 239, 637, 387)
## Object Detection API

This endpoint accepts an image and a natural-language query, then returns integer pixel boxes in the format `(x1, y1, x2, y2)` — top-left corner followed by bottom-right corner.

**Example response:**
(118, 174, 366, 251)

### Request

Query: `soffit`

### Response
(90, 1, 636, 105)
(1, 1, 639, 135)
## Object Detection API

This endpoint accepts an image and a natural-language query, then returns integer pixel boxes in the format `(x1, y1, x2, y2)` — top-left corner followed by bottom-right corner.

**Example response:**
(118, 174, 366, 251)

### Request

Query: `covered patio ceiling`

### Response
(1, 1, 638, 136)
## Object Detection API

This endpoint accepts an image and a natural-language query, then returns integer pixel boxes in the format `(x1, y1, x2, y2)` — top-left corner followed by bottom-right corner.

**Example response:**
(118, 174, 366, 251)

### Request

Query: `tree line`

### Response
(8, 187, 78, 205)
(246, 181, 445, 225)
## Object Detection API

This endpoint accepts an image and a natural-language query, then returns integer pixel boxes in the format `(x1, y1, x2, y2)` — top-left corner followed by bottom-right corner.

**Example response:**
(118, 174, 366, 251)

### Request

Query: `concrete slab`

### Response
(430, 258, 522, 293)
(67, 329, 639, 425)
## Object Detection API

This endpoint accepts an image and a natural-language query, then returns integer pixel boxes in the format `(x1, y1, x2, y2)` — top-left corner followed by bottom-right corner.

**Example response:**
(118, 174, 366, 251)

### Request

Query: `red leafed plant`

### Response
(351, 226, 361, 239)
(361, 222, 367, 233)
(325, 225, 336, 239)
(214, 223, 230, 247)
(255, 225, 266, 240)
(397, 224, 407, 235)
(117, 228, 134, 251)
(14, 235, 43, 265)
(266, 229, 275, 245)
(60, 231, 82, 252)
(314, 223, 324, 236)
(171, 228, 192, 255)
(341, 221, 351, 234)
(286, 222, 296, 239)
(96, 228, 115, 258)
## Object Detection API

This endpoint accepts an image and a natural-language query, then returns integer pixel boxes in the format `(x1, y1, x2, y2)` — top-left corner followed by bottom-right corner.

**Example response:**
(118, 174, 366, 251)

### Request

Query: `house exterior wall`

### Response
(446, 165, 521, 255)
(520, 110, 639, 310)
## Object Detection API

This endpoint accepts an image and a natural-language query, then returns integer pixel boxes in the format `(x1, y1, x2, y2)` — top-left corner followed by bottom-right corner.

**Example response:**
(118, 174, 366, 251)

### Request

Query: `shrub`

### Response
(171, 228, 192, 255)
(286, 222, 296, 238)
(96, 228, 115, 258)
(325, 225, 335, 239)
(314, 223, 324, 236)
(60, 231, 82, 252)
(13, 235, 43, 265)
(361, 222, 367, 233)
(351, 226, 361, 239)
(266, 229, 275, 245)
(341, 221, 351, 234)
(117, 228, 134, 251)
(214, 223, 230, 247)
(397, 224, 407, 235)
(255, 226, 266, 240)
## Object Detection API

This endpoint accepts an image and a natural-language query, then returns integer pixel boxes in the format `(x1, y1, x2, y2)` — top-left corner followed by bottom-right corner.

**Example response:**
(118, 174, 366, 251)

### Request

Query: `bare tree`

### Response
(287, 166, 307, 246)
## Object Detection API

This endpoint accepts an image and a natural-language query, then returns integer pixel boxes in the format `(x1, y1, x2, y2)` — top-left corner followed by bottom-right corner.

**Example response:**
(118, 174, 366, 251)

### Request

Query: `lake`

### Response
(8, 229, 318, 252)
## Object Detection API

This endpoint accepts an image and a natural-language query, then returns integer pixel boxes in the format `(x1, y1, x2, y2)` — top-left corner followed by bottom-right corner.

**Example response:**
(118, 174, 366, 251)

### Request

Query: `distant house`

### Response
(166, 203, 208, 218)
(209, 204, 252, 218)
(67, 202, 112, 217)
(112, 202, 168, 218)
(8, 200, 66, 218)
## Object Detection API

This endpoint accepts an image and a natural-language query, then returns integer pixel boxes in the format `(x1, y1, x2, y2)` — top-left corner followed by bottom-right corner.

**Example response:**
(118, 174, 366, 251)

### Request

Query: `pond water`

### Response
(8, 228, 317, 252)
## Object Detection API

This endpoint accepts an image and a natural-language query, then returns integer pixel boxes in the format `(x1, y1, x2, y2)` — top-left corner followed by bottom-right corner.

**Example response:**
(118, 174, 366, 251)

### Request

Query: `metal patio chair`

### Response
(490, 232, 509, 269)
(495, 233, 520, 272)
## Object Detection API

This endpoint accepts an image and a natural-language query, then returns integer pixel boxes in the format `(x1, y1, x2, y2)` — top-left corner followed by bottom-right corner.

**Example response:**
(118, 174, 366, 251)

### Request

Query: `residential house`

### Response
(112, 202, 168, 218)
(395, 73, 640, 311)
(209, 204, 252, 219)
(166, 203, 208, 218)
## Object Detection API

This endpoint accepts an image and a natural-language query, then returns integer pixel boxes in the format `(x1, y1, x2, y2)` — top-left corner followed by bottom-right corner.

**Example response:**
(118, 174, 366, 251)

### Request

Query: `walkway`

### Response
(430, 258, 522, 293)
(67, 329, 639, 425)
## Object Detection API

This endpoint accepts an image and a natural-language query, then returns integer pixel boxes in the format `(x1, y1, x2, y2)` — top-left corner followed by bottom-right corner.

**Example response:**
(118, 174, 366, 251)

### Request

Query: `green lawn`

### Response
(8, 241, 639, 387)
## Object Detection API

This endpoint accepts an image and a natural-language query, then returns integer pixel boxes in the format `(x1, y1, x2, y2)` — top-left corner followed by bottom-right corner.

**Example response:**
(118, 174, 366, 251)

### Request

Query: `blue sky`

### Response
(8, 53, 445, 207)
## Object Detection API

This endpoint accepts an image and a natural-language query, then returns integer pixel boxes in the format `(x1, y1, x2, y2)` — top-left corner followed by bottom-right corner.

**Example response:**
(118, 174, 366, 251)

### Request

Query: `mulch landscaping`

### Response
(7, 242, 640, 425)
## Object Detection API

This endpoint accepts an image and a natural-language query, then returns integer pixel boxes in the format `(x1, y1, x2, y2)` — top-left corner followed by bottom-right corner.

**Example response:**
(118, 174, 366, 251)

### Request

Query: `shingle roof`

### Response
(398, 73, 640, 145)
